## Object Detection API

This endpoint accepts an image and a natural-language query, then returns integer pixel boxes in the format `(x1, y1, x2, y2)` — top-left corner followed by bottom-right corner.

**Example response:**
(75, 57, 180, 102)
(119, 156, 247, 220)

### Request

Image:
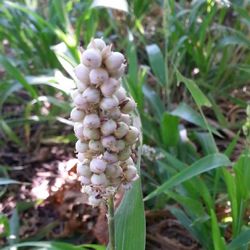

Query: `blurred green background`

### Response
(0, 0, 250, 249)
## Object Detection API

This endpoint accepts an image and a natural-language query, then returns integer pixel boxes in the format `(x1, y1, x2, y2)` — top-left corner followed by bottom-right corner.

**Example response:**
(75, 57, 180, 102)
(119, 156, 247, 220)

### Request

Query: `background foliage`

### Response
(0, 0, 250, 249)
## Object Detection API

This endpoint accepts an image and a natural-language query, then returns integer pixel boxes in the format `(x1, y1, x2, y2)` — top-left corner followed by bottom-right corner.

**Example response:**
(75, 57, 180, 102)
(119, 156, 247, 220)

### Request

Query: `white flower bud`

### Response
(114, 87, 127, 103)
(105, 164, 122, 178)
(101, 136, 117, 151)
(90, 158, 107, 173)
(81, 48, 102, 68)
(105, 52, 125, 71)
(100, 96, 119, 111)
(89, 68, 108, 85)
(110, 63, 126, 79)
(87, 38, 106, 51)
(76, 81, 88, 92)
(83, 114, 100, 128)
(81, 176, 91, 185)
(101, 119, 117, 136)
(88, 195, 102, 207)
(73, 94, 88, 109)
(126, 157, 134, 165)
(74, 123, 84, 139)
(70, 108, 85, 122)
(91, 173, 107, 186)
(109, 107, 121, 120)
(114, 122, 129, 138)
(82, 87, 100, 104)
(77, 152, 86, 162)
(120, 98, 136, 114)
(124, 165, 137, 181)
(125, 126, 140, 144)
(118, 147, 131, 161)
(100, 78, 120, 97)
(74, 64, 90, 83)
(83, 127, 100, 140)
(119, 114, 131, 125)
(103, 151, 118, 164)
(75, 140, 88, 153)
(77, 163, 91, 177)
(89, 140, 103, 153)
(71, 89, 80, 99)
(116, 140, 126, 152)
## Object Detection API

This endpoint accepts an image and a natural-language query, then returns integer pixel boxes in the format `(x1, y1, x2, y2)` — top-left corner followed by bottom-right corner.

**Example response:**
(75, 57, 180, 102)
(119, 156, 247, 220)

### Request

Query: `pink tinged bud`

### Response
(109, 107, 121, 120)
(77, 153, 86, 162)
(110, 63, 126, 79)
(75, 140, 88, 153)
(101, 44, 112, 60)
(100, 78, 120, 97)
(120, 98, 136, 114)
(125, 126, 140, 144)
(126, 157, 134, 165)
(74, 123, 84, 139)
(89, 68, 108, 85)
(87, 38, 106, 51)
(82, 87, 100, 104)
(119, 114, 131, 126)
(81, 48, 102, 68)
(91, 173, 107, 186)
(118, 147, 131, 161)
(74, 64, 90, 83)
(124, 165, 137, 181)
(105, 52, 125, 71)
(88, 195, 102, 207)
(81, 176, 91, 185)
(73, 94, 88, 109)
(90, 158, 107, 174)
(101, 136, 117, 151)
(76, 81, 88, 92)
(101, 119, 117, 136)
(114, 122, 129, 138)
(70, 108, 85, 122)
(89, 140, 103, 153)
(103, 151, 118, 164)
(114, 87, 127, 103)
(77, 163, 91, 177)
(105, 164, 122, 178)
(100, 96, 119, 111)
(83, 127, 100, 140)
(83, 114, 100, 128)
(116, 140, 126, 152)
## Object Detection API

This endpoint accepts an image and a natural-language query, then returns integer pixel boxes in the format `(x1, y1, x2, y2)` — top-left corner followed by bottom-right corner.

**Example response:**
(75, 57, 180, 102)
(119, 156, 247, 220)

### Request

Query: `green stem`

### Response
(107, 196, 115, 250)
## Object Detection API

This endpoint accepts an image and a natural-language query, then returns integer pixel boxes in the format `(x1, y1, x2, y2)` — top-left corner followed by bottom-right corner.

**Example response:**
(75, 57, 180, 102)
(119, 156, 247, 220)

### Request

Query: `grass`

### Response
(0, 0, 250, 249)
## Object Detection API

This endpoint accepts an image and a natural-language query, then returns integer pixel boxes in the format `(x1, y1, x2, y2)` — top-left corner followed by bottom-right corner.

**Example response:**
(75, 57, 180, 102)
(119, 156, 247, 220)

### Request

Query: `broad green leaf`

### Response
(228, 229, 250, 250)
(176, 70, 211, 108)
(144, 153, 231, 200)
(160, 112, 179, 147)
(211, 209, 226, 250)
(146, 44, 166, 86)
(0, 56, 37, 99)
(91, 0, 129, 13)
(115, 115, 145, 250)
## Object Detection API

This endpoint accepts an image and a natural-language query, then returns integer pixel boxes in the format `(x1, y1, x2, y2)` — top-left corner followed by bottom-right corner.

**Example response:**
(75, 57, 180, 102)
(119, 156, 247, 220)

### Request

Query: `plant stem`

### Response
(107, 195, 115, 250)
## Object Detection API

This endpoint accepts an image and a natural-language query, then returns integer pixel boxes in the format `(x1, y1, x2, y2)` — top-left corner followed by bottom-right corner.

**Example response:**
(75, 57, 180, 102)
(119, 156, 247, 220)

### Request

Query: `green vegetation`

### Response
(0, 0, 250, 249)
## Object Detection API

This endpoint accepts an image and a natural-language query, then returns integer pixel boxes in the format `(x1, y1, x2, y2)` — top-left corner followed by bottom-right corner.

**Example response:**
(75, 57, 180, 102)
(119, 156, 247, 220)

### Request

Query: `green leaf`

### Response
(146, 44, 166, 86)
(0, 56, 37, 99)
(176, 70, 211, 108)
(228, 229, 250, 250)
(211, 209, 226, 250)
(8, 208, 19, 245)
(144, 153, 231, 201)
(160, 112, 179, 147)
(0, 178, 20, 186)
(115, 121, 145, 250)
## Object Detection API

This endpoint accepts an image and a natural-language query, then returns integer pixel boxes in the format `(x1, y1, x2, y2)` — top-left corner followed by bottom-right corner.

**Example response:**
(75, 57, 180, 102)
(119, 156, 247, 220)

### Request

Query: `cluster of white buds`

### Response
(70, 38, 140, 207)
